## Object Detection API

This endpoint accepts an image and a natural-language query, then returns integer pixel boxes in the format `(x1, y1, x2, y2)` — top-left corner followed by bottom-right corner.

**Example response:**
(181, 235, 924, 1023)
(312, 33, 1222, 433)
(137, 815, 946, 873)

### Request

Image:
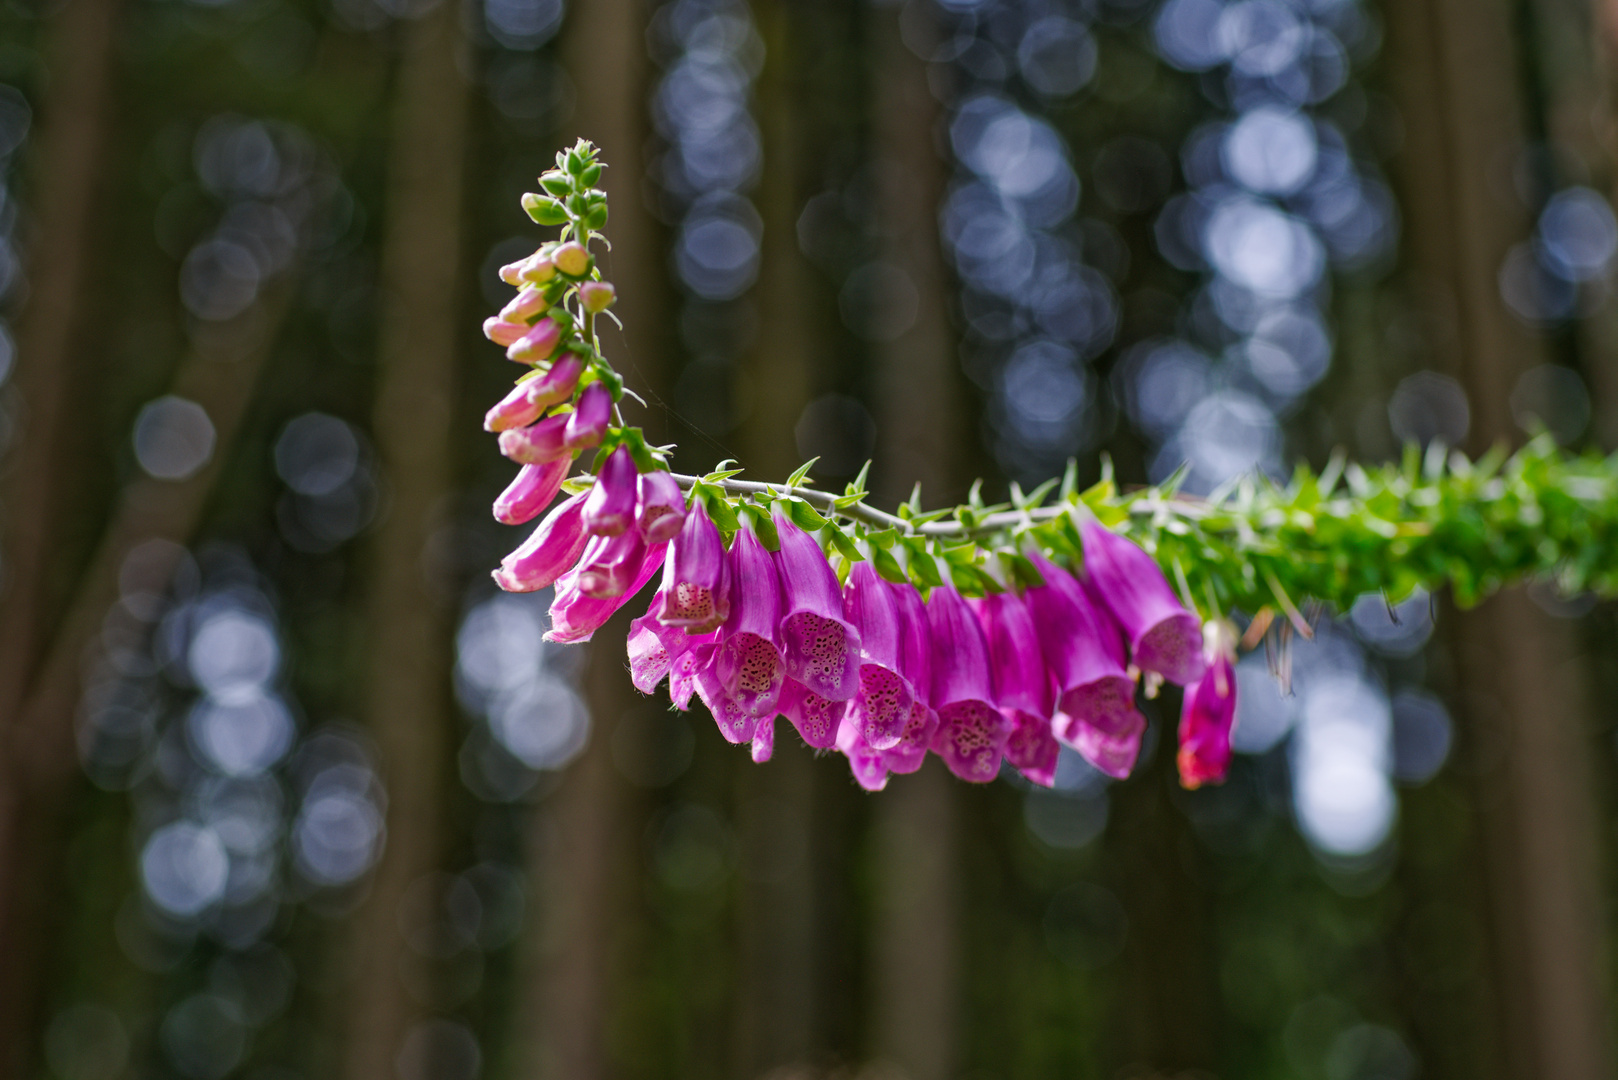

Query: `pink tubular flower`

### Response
(564, 382, 611, 450)
(882, 581, 939, 775)
(655, 500, 730, 632)
(710, 525, 786, 719)
(544, 541, 666, 644)
(973, 591, 1059, 787)
(637, 471, 687, 543)
(842, 562, 914, 751)
(770, 507, 861, 701)
(483, 317, 529, 347)
(582, 446, 637, 537)
(627, 605, 693, 694)
(493, 458, 569, 525)
(1178, 651, 1236, 788)
(575, 529, 647, 598)
(491, 491, 589, 593)
(525, 355, 584, 410)
(834, 717, 892, 791)
(498, 414, 570, 464)
(777, 678, 849, 749)
(926, 584, 1010, 783)
(668, 639, 715, 711)
(507, 318, 562, 364)
(484, 382, 546, 432)
(499, 285, 547, 322)
(1063, 711, 1146, 780)
(1079, 520, 1207, 686)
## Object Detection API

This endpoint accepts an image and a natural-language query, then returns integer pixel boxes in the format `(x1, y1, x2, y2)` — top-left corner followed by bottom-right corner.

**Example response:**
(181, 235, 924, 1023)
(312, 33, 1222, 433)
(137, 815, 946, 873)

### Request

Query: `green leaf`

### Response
(787, 498, 829, 532)
(846, 459, 872, 497)
(786, 457, 820, 488)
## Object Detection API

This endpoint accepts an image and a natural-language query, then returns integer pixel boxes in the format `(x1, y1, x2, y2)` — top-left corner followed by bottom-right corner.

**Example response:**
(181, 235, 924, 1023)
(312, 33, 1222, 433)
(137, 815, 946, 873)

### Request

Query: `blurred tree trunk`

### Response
(339, 3, 470, 1077)
(866, 4, 963, 1079)
(1384, 2, 1615, 1078)
(1588, 0, 1618, 444)
(519, 2, 667, 1077)
(730, 3, 820, 1073)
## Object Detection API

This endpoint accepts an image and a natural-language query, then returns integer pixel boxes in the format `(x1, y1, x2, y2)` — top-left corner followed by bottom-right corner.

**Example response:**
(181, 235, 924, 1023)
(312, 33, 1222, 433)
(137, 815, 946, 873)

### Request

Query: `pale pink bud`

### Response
(520, 253, 556, 284)
(483, 318, 528, 347)
(484, 382, 545, 432)
(499, 286, 547, 322)
(553, 241, 590, 277)
(506, 318, 561, 364)
(580, 281, 616, 313)
(498, 414, 570, 464)
(498, 260, 525, 286)
(564, 383, 611, 450)
(524, 355, 583, 410)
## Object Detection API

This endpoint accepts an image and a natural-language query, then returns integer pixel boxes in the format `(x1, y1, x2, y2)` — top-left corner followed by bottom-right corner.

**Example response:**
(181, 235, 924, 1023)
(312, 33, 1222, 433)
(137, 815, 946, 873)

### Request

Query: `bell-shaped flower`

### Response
(710, 525, 787, 719)
(770, 507, 861, 701)
(655, 501, 730, 631)
(882, 582, 939, 776)
(842, 562, 914, 751)
(637, 471, 687, 543)
(627, 603, 694, 694)
(1022, 551, 1139, 745)
(1079, 521, 1207, 686)
(777, 678, 849, 749)
(525, 355, 584, 410)
(575, 529, 647, 598)
(564, 382, 610, 450)
(483, 317, 528, 347)
(507, 317, 562, 364)
(485, 382, 546, 433)
(668, 639, 715, 712)
(493, 458, 569, 525)
(582, 446, 637, 537)
(491, 491, 589, 593)
(973, 590, 1059, 787)
(926, 584, 1009, 783)
(1062, 709, 1146, 781)
(835, 715, 891, 792)
(544, 541, 666, 644)
(1178, 651, 1236, 789)
(498, 414, 570, 464)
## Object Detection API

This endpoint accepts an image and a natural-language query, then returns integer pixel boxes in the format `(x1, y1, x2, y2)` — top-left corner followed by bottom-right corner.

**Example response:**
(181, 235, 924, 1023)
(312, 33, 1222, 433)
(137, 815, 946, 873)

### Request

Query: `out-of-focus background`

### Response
(0, 0, 1616, 1076)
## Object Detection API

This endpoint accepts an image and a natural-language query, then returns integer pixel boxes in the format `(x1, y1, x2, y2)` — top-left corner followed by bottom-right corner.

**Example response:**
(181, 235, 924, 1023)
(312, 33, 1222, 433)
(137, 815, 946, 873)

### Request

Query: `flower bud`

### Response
(522, 192, 568, 226)
(553, 241, 590, 277)
(520, 253, 556, 284)
(499, 286, 547, 323)
(484, 382, 545, 432)
(497, 260, 525, 287)
(506, 318, 561, 364)
(524, 354, 584, 411)
(498, 414, 570, 464)
(636, 471, 687, 543)
(492, 492, 589, 593)
(1079, 521, 1206, 686)
(576, 529, 647, 598)
(1178, 651, 1236, 789)
(483, 318, 528, 347)
(564, 382, 611, 450)
(582, 445, 638, 537)
(493, 458, 570, 525)
(580, 281, 616, 313)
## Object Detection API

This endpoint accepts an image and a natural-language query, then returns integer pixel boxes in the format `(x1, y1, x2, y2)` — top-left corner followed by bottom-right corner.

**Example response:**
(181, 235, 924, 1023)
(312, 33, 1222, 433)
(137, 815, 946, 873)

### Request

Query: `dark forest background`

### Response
(0, 0, 1617, 1077)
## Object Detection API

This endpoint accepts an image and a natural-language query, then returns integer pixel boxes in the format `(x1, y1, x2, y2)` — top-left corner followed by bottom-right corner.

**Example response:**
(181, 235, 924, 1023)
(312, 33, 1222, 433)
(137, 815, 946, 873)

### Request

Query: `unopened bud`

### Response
(580, 281, 616, 314)
(553, 241, 590, 277)
(483, 317, 528, 347)
(520, 254, 556, 284)
(522, 192, 568, 226)
(507, 318, 562, 364)
(498, 260, 526, 286)
(500, 286, 546, 322)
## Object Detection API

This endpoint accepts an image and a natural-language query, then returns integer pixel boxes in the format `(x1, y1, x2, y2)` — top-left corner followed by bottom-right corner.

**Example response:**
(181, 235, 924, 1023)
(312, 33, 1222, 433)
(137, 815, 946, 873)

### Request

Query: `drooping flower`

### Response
(507, 318, 562, 364)
(881, 581, 939, 776)
(1079, 520, 1207, 686)
(777, 678, 849, 749)
(544, 541, 666, 644)
(483, 317, 529, 347)
(575, 529, 647, 598)
(771, 507, 861, 701)
(637, 471, 687, 543)
(525, 354, 584, 410)
(655, 500, 729, 632)
(484, 382, 546, 433)
(493, 458, 570, 525)
(834, 718, 891, 791)
(582, 445, 637, 537)
(491, 491, 589, 593)
(710, 524, 786, 718)
(973, 590, 1058, 787)
(498, 414, 570, 464)
(1062, 710, 1146, 781)
(627, 605, 696, 694)
(564, 382, 611, 450)
(668, 639, 715, 712)
(842, 562, 914, 751)
(1178, 650, 1236, 789)
(1022, 550, 1143, 777)
(926, 584, 1009, 783)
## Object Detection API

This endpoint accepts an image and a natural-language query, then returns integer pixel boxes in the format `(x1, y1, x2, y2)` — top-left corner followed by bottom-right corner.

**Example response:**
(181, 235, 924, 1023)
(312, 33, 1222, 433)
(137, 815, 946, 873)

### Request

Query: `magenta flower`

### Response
(711, 525, 786, 718)
(491, 491, 589, 593)
(770, 507, 861, 701)
(655, 500, 730, 632)
(750, 717, 775, 763)
(493, 458, 569, 525)
(499, 285, 547, 322)
(484, 382, 546, 433)
(668, 639, 715, 712)
(627, 606, 694, 694)
(1022, 551, 1140, 745)
(507, 317, 562, 364)
(778, 678, 849, 749)
(582, 446, 637, 537)
(498, 414, 570, 464)
(882, 582, 939, 776)
(842, 562, 914, 751)
(972, 590, 1058, 787)
(1063, 710, 1146, 780)
(575, 529, 647, 598)
(525, 354, 584, 410)
(1080, 520, 1207, 686)
(636, 471, 687, 543)
(564, 382, 611, 450)
(926, 584, 1010, 783)
(544, 541, 665, 644)
(1178, 651, 1236, 788)
(835, 717, 891, 792)
(482, 317, 528, 346)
